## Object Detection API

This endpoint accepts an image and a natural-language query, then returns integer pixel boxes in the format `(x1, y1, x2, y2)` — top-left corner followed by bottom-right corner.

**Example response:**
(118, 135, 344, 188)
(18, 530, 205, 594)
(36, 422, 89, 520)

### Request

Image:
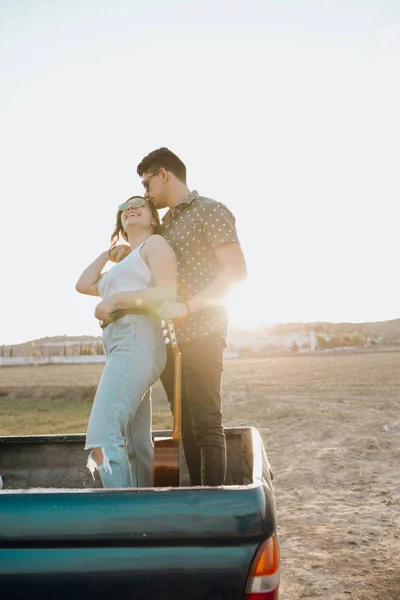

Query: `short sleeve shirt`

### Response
(161, 190, 240, 343)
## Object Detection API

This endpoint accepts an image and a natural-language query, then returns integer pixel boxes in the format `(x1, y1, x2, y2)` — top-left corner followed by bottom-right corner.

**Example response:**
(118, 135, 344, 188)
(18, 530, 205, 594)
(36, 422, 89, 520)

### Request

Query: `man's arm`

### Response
(186, 242, 246, 313)
(157, 198, 246, 321)
(157, 241, 246, 321)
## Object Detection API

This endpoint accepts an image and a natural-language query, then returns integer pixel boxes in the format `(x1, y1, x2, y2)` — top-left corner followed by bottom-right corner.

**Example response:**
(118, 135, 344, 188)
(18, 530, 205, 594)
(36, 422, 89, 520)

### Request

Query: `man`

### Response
(137, 148, 247, 486)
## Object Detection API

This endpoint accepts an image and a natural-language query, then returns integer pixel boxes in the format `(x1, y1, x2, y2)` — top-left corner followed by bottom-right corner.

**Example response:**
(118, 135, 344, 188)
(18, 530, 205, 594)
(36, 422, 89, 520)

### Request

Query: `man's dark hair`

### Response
(137, 147, 187, 184)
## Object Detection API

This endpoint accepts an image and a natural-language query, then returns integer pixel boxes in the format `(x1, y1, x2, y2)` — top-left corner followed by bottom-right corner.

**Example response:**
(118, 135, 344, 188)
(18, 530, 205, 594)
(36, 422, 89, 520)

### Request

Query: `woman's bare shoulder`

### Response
(141, 235, 175, 266)
(146, 234, 173, 250)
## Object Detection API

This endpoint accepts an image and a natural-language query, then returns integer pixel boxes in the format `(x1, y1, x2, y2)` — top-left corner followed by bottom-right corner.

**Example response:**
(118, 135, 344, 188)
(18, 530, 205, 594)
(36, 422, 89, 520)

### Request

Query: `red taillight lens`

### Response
(247, 593, 278, 600)
(246, 592, 279, 600)
(245, 535, 280, 599)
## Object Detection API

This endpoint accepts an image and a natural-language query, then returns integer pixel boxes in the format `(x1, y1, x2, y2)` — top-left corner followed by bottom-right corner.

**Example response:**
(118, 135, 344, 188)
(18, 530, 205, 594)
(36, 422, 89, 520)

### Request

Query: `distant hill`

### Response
(27, 334, 101, 346)
(1, 334, 102, 358)
(1, 319, 400, 357)
(267, 319, 400, 343)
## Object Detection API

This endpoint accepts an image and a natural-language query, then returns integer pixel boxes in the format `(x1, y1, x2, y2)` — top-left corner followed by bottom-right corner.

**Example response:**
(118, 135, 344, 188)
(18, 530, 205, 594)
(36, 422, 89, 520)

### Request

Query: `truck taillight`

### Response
(245, 534, 280, 599)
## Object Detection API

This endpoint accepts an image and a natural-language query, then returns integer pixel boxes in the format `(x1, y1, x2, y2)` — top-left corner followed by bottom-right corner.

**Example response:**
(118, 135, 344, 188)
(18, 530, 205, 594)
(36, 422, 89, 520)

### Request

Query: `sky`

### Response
(0, 0, 399, 345)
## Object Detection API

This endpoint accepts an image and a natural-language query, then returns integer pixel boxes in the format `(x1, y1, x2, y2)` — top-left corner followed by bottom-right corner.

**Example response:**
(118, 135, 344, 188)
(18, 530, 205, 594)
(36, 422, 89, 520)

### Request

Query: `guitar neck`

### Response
(171, 346, 181, 441)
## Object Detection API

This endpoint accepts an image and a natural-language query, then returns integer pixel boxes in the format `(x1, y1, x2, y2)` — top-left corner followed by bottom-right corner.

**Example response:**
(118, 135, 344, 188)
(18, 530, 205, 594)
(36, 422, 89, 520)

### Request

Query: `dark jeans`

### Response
(160, 333, 226, 486)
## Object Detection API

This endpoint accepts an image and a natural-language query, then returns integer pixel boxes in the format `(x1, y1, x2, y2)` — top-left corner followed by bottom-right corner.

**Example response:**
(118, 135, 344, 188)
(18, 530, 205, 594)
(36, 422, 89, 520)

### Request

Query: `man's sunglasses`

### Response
(118, 197, 146, 211)
(141, 170, 160, 192)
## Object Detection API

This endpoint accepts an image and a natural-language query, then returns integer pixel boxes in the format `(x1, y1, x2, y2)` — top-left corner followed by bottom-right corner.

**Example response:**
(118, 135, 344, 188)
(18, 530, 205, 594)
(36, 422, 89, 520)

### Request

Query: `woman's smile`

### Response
(125, 211, 140, 220)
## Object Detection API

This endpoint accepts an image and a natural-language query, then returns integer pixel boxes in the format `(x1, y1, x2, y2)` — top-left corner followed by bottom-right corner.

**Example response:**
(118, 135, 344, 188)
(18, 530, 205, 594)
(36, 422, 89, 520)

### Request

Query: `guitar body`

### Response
(153, 322, 181, 487)
(154, 438, 179, 487)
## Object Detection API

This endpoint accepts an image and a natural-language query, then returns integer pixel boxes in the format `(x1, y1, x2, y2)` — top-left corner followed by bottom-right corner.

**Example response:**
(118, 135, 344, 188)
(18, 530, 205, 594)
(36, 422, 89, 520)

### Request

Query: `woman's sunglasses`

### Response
(118, 197, 146, 211)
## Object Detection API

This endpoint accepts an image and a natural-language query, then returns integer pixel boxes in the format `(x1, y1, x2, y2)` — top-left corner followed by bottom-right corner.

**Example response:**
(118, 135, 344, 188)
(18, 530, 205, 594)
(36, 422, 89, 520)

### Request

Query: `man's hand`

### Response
(95, 297, 119, 321)
(108, 244, 131, 263)
(157, 301, 188, 321)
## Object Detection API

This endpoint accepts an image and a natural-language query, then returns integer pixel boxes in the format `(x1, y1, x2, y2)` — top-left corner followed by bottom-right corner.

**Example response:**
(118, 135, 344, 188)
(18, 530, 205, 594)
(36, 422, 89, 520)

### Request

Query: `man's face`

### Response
(141, 169, 168, 209)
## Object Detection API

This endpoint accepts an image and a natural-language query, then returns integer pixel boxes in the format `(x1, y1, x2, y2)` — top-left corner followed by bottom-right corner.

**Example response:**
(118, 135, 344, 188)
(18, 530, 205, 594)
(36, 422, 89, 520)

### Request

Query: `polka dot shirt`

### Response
(161, 190, 240, 344)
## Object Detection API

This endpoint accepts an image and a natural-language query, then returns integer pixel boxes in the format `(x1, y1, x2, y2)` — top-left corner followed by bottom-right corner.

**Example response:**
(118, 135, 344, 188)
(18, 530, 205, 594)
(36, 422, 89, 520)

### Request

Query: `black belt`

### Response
(100, 307, 153, 330)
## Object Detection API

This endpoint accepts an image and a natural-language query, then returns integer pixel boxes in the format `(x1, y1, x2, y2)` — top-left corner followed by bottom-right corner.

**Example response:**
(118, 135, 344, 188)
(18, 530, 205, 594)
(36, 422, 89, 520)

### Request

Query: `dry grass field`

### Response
(0, 351, 399, 599)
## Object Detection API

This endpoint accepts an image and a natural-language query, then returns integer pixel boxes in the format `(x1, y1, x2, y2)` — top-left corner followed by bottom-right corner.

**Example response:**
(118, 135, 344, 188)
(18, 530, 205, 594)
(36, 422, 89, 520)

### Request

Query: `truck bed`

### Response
(0, 427, 278, 599)
(0, 427, 257, 489)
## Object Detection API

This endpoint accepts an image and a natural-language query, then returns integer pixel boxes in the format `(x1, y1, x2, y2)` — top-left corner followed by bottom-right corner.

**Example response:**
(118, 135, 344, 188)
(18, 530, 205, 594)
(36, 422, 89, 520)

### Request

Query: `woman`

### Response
(76, 196, 176, 488)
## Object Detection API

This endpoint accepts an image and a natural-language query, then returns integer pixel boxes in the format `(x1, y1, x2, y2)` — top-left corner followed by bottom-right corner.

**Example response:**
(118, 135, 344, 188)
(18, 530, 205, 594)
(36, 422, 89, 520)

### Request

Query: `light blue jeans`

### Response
(85, 315, 166, 488)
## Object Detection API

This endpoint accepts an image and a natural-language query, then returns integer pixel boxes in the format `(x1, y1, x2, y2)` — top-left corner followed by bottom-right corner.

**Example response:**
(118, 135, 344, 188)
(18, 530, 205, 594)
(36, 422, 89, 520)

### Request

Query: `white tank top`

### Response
(98, 241, 152, 301)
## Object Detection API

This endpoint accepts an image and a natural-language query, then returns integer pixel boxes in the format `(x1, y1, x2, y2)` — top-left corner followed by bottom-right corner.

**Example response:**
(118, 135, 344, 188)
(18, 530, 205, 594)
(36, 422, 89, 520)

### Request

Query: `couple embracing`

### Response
(76, 148, 247, 489)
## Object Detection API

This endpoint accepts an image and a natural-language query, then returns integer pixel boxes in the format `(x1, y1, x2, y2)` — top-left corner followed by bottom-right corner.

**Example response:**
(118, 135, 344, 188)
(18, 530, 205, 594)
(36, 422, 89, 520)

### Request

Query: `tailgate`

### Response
(0, 485, 275, 599)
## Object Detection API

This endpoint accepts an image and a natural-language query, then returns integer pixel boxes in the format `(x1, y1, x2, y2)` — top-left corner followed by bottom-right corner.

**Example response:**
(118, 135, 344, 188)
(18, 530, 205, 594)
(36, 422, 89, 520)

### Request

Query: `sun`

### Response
(225, 283, 273, 330)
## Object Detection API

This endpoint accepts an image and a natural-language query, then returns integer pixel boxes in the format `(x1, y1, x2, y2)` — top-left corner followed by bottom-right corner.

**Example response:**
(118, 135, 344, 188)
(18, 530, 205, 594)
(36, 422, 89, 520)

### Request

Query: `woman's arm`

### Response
(113, 235, 177, 308)
(75, 251, 109, 296)
(94, 236, 177, 319)
(76, 245, 131, 296)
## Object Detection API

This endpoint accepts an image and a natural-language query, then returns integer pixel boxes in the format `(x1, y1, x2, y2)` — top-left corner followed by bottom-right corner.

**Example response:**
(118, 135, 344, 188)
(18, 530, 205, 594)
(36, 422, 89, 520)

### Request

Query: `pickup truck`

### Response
(0, 426, 280, 599)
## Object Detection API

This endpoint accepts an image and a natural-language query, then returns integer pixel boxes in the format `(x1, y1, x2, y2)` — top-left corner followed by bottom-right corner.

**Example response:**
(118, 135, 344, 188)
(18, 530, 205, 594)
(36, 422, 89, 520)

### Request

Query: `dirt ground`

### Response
(219, 351, 400, 599)
(1, 351, 399, 598)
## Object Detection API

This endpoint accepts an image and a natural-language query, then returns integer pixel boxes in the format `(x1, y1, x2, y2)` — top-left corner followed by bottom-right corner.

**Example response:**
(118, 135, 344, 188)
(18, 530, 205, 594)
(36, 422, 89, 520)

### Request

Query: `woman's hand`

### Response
(109, 244, 131, 263)
(94, 296, 119, 321)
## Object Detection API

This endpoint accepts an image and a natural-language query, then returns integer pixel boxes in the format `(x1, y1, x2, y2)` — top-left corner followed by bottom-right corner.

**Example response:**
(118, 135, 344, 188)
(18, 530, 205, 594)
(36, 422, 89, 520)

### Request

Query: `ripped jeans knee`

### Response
(86, 437, 153, 489)
(85, 441, 131, 488)
(86, 446, 112, 479)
